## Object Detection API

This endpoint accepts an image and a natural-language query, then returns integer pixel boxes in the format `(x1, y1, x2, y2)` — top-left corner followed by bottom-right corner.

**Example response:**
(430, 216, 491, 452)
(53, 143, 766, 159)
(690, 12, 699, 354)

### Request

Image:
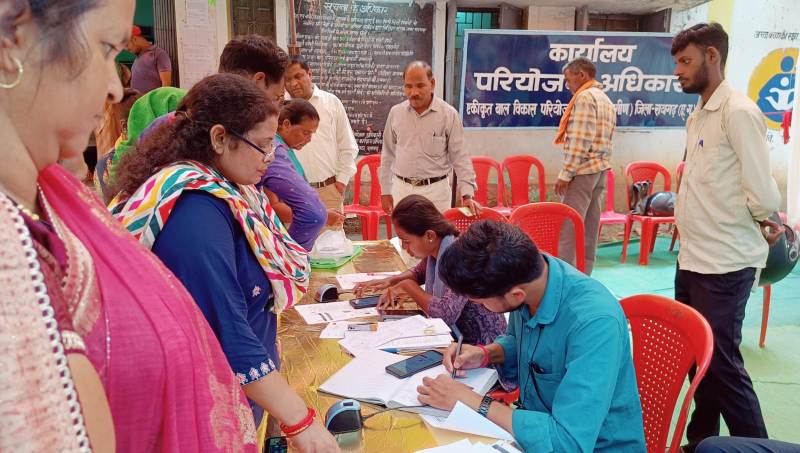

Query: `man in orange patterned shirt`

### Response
(554, 57, 616, 275)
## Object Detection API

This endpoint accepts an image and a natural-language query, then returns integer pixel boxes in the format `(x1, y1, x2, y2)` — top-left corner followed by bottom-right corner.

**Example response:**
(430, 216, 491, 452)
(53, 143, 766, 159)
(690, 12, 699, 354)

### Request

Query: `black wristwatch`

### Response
(462, 194, 473, 200)
(477, 394, 493, 417)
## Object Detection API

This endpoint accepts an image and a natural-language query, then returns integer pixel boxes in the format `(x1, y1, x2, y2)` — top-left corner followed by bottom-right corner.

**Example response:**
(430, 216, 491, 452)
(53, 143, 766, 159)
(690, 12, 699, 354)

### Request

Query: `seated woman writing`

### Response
(109, 73, 338, 452)
(354, 195, 506, 345)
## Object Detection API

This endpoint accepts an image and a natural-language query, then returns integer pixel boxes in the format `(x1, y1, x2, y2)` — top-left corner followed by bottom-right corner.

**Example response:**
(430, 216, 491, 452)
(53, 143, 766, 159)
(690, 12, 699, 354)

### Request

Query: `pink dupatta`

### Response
(37, 164, 257, 452)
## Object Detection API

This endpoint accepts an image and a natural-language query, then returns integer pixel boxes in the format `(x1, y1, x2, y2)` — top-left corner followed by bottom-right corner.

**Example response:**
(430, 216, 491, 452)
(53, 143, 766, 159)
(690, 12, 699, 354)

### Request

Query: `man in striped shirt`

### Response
(554, 57, 616, 275)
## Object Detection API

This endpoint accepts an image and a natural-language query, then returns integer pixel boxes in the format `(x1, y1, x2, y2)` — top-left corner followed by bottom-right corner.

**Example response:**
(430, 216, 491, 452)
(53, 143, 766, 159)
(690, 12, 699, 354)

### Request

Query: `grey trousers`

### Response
(558, 170, 606, 275)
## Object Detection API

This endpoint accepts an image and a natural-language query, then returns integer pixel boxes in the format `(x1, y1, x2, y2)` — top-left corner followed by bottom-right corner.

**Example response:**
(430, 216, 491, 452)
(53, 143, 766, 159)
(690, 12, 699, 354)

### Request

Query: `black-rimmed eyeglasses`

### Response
(228, 130, 276, 162)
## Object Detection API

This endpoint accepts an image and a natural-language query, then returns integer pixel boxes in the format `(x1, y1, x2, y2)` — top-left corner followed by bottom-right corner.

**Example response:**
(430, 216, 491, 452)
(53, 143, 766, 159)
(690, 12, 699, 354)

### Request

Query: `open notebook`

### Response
(319, 350, 498, 417)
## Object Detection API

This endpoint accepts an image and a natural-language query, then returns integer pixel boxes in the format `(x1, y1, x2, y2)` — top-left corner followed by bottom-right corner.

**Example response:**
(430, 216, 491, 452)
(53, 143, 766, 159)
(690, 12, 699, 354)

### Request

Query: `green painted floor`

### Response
(594, 238, 800, 444)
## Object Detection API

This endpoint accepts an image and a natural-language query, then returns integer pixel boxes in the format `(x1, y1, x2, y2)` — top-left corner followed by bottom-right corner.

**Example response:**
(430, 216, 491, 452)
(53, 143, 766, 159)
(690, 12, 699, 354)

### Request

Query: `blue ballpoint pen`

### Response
(379, 347, 433, 354)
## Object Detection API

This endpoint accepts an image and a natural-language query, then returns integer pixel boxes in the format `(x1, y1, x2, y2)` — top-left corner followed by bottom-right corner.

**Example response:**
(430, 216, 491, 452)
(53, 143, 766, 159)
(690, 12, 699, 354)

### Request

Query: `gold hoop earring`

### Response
(0, 57, 23, 89)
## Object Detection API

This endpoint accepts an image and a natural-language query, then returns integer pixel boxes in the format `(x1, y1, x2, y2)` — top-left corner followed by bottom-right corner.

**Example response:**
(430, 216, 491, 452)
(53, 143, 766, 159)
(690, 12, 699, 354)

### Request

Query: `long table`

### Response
(278, 240, 489, 452)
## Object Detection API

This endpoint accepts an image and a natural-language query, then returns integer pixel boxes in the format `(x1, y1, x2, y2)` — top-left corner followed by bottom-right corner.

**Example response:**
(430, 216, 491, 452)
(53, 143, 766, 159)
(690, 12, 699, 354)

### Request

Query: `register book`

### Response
(319, 350, 498, 417)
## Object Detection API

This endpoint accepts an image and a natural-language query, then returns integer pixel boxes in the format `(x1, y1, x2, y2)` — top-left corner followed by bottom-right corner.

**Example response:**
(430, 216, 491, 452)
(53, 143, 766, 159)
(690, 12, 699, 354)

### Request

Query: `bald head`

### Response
(403, 60, 436, 113)
(403, 61, 433, 80)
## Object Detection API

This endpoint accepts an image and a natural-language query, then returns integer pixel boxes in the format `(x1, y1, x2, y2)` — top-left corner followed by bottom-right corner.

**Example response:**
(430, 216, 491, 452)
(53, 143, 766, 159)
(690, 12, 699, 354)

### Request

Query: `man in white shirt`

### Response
(285, 56, 358, 212)
(671, 23, 783, 453)
(379, 61, 479, 214)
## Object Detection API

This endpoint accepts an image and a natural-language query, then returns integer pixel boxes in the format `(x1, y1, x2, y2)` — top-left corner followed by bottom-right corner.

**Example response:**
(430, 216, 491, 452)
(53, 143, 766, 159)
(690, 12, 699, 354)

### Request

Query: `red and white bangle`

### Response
(280, 407, 316, 438)
(476, 344, 490, 368)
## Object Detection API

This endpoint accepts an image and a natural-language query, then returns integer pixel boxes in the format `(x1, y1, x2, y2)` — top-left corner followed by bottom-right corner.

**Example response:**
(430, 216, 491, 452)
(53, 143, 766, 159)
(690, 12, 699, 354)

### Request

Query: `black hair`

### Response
(671, 22, 729, 67)
(1, 0, 101, 76)
(289, 54, 310, 72)
(391, 195, 459, 238)
(438, 220, 544, 298)
(112, 73, 277, 198)
(219, 34, 289, 84)
(279, 98, 319, 125)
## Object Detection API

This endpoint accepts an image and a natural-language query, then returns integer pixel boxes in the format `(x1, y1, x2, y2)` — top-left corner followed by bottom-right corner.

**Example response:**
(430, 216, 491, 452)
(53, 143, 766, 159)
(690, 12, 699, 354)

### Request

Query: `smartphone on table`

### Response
(378, 308, 426, 321)
(385, 350, 444, 379)
(265, 436, 287, 453)
(349, 295, 380, 309)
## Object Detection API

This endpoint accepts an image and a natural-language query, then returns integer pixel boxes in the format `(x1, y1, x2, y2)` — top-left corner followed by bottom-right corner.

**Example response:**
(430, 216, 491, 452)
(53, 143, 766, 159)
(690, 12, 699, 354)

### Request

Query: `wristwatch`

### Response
(462, 194, 473, 200)
(477, 394, 493, 418)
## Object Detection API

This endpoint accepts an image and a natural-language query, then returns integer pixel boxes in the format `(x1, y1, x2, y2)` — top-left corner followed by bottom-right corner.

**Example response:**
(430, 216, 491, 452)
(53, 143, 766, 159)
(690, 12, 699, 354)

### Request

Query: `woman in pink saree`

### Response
(0, 1, 256, 451)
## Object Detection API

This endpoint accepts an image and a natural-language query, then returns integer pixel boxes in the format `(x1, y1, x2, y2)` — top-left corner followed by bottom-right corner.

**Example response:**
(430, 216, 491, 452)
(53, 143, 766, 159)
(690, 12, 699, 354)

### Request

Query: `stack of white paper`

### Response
(319, 321, 353, 339)
(318, 349, 498, 417)
(338, 315, 452, 356)
(293, 301, 377, 324)
(420, 401, 514, 440)
(335, 272, 401, 290)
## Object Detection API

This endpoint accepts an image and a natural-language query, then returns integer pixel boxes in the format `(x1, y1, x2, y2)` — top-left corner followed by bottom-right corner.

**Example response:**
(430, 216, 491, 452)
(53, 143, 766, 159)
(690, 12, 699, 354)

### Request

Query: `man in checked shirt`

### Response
(553, 57, 616, 275)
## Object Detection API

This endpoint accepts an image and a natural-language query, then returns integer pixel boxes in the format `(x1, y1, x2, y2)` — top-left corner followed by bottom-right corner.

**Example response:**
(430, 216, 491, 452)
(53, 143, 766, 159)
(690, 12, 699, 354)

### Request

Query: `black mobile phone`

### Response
(385, 350, 444, 379)
(265, 436, 287, 453)
(378, 308, 426, 321)
(349, 295, 380, 309)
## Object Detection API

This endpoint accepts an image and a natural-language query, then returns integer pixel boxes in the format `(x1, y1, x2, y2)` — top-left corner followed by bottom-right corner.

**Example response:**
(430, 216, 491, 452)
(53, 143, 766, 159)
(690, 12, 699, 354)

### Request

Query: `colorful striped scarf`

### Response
(109, 160, 309, 312)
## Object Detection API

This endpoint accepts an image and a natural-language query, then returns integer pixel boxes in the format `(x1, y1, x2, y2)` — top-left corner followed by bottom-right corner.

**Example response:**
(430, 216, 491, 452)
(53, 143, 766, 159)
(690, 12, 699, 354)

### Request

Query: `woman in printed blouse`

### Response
(354, 194, 507, 345)
(109, 73, 338, 452)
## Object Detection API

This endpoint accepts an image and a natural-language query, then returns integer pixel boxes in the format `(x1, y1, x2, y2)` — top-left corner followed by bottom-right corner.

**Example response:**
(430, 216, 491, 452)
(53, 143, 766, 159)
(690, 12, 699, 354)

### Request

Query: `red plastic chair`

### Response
(598, 168, 627, 239)
(669, 162, 685, 252)
(443, 207, 508, 233)
(471, 156, 506, 209)
(620, 294, 713, 453)
(510, 202, 586, 273)
(343, 155, 391, 240)
(498, 155, 546, 217)
(760, 285, 772, 348)
(621, 161, 674, 265)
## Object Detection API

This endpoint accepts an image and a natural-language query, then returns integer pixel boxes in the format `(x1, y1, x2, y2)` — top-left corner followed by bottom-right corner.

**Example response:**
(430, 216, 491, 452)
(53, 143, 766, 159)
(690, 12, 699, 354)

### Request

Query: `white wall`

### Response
(526, 6, 575, 31)
(174, 0, 230, 89)
(670, 2, 709, 33)
(790, 56, 799, 226)
(724, 0, 798, 208)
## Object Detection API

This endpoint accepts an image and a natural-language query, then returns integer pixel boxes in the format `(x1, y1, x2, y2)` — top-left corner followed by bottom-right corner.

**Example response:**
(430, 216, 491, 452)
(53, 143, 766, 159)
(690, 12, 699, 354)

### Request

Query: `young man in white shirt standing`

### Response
(284, 56, 358, 213)
(671, 22, 783, 453)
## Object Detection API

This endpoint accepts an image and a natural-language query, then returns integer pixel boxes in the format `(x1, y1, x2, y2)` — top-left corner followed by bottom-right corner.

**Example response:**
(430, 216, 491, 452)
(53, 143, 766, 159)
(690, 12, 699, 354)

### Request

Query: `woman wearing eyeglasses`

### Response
(109, 73, 339, 453)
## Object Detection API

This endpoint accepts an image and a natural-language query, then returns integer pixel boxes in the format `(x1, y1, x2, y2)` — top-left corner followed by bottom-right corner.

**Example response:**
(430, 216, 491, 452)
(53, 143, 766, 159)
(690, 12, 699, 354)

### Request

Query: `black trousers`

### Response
(697, 436, 800, 453)
(675, 266, 768, 451)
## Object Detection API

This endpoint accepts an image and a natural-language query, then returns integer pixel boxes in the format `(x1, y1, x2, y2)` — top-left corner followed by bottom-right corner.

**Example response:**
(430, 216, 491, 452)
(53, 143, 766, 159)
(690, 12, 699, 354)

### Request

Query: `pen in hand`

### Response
(451, 335, 464, 379)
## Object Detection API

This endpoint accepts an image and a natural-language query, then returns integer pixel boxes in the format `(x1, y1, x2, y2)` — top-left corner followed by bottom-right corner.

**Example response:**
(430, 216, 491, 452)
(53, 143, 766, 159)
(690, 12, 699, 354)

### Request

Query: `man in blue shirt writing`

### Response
(418, 220, 646, 452)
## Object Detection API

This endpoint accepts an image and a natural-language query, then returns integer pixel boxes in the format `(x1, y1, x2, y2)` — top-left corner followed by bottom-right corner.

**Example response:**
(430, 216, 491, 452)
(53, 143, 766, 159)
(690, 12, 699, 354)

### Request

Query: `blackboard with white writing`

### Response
(296, 0, 434, 154)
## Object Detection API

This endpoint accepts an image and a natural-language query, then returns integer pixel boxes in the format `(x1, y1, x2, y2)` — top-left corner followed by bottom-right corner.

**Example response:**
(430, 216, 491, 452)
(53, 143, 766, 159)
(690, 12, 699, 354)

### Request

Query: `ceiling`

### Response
(453, 0, 709, 14)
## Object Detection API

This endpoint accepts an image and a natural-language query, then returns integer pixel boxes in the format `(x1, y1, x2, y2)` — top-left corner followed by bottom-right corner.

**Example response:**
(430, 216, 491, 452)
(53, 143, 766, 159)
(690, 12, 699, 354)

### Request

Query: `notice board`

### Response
(296, 0, 434, 153)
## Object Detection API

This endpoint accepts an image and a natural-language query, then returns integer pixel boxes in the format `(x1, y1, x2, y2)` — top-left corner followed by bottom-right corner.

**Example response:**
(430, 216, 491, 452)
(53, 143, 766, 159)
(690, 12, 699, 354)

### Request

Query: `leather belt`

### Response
(310, 176, 337, 189)
(394, 174, 448, 187)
